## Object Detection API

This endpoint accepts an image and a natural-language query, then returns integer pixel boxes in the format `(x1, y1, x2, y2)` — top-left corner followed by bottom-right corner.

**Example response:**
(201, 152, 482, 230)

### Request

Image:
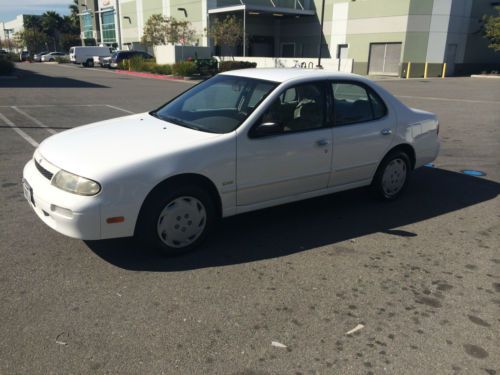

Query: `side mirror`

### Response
(251, 122, 282, 138)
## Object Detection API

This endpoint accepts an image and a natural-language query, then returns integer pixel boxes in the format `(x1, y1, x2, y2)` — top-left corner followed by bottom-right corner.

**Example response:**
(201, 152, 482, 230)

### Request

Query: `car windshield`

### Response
(152, 75, 277, 134)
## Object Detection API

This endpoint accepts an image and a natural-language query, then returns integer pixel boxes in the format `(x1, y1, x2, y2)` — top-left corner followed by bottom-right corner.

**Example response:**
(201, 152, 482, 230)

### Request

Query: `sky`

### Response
(0, 0, 71, 23)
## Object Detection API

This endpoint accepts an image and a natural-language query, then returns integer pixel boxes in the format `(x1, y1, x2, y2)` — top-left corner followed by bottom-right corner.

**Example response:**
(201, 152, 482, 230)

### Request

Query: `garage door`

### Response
(368, 43, 402, 75)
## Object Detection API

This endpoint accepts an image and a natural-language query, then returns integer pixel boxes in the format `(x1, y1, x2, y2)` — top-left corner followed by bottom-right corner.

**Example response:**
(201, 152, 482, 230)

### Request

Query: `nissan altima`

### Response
(23, 69, 440, 254)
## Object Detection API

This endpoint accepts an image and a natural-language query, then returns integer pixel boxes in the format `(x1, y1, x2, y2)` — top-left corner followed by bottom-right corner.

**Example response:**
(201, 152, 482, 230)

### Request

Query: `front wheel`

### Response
(372, 151, 411, 200)
(135, 185, 216, 255)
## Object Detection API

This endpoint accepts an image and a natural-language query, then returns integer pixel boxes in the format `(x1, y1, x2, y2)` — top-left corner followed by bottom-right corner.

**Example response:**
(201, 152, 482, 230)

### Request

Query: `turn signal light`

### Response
(106, 216, 125, 224)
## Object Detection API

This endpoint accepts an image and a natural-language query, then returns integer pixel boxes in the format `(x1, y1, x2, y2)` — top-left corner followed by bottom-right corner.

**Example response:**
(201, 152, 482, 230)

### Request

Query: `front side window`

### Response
(332, 82, 387, 126)
(153, 75, 277, 134)
(259, 82, 326, 134)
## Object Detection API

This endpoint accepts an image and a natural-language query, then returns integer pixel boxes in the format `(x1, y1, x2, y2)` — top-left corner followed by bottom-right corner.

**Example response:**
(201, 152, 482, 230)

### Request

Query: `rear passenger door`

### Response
(330, 81, 395, 187)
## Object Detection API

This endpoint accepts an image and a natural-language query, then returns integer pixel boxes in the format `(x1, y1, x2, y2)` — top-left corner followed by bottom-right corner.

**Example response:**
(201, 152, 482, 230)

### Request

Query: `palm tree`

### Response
(41, 11, 63, 50)
(69, 0, 79, 18)
(69, 0, 81, 26)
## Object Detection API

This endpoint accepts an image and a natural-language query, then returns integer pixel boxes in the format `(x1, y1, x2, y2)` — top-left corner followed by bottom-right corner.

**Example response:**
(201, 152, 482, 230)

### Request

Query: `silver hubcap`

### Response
(157, 196, 207, 248)
(382, 158, 407, 197)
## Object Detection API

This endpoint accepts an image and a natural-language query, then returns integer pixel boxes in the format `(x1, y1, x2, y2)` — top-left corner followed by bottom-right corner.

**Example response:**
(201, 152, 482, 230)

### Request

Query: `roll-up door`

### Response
(368, 43, 402, 75)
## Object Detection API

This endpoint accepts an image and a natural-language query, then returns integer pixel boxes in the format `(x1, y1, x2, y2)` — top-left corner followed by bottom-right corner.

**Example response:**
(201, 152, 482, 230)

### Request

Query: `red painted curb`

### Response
(115, 69, 193, 81)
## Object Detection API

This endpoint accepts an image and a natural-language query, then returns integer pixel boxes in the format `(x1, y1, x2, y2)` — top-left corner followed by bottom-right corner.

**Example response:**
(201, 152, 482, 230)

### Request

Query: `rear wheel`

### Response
(82, 59, 94, 68)
(372, 151, 411, 200)
(135, 184, 216, 255)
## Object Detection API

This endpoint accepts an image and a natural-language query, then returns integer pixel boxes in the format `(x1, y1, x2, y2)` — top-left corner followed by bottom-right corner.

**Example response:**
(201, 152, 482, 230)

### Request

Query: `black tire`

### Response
(135, 184, 216, 256)
(372, 151, 411, 200)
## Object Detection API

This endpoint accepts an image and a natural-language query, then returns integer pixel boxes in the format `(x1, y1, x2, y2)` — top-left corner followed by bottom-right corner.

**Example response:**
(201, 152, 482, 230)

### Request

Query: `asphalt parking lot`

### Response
(1, 63, 499, 374)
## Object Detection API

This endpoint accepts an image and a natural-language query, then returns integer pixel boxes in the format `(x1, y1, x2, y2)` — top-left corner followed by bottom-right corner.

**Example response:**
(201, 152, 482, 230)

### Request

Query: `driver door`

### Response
(236, 81, 333, 206)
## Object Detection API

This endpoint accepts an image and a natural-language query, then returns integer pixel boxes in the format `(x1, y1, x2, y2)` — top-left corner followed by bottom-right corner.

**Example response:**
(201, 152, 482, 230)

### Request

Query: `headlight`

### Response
(51, 170, 101, 196)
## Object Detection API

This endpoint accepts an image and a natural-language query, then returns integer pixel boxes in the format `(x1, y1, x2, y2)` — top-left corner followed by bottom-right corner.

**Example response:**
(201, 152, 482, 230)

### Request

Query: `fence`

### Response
(214, 56, 354, 73)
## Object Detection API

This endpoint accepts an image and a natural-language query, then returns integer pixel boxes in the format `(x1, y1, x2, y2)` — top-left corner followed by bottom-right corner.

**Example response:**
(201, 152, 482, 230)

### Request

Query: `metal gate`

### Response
(368, 43, 402, 75)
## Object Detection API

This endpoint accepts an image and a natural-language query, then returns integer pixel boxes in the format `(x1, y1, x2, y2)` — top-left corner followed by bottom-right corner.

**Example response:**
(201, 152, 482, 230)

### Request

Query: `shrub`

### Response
(128, 55, 147, 71)
(218, 60, 256, 72)
(55, 56, 70, 64)
(151, 64, 172, 75)
(7, 52, 20, 62)
(194, 58, 218, 76)
(0, 57, 14, 75)
(172, 61, 196, 77)
(118, 59, 128, 70)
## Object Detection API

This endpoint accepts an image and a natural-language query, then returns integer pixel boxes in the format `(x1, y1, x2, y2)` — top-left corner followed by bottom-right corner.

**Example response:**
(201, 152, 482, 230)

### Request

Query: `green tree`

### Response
(483, 6, 500, 51)
(24, 15, 43, 30)
(208, 15, 242, 58)
(67, 0, 81, 30)
(142, 14, 196, 46)
(15, 28, 49, 52)
(142, 14, 170, 45)
(169, 18, 195, 45)
(41, 11, 64, 50)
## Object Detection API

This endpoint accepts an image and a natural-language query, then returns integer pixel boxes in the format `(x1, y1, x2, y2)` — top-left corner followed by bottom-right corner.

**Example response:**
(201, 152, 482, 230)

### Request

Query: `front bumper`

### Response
(23, 159, 102, 240)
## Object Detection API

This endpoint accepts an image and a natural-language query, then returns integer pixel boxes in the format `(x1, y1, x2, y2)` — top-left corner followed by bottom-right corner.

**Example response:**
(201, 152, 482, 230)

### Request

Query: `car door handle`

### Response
(381, 128, 392, 136)
(316, 139, 330, 146)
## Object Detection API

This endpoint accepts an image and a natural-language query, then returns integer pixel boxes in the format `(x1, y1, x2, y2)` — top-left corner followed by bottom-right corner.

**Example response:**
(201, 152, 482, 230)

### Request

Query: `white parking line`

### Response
(396, 95, 500, 105)
(0, 112, 39, 147)
(106, 104, 135, 114)
(11, 106, 57, 134)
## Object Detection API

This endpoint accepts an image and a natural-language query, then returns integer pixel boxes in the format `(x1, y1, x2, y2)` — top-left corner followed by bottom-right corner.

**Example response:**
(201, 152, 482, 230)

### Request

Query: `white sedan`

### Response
(41, 52, 67, 62)
(23, 69, 439, 254)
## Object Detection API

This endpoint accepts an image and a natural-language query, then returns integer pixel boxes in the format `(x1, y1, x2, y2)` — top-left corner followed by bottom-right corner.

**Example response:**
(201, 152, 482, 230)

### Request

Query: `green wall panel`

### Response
(408, 0, 434, 15)
(402, 32, 429, 62)
(348, 0, 410, 19)
(143, 0, 163, 23)
(170, 0, 203, 22)
(121, 1, 138, 28)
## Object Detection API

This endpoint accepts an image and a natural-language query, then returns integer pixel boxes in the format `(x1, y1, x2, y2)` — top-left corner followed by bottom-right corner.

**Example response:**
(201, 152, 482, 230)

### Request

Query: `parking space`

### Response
(0, 104, 132, 145)
(0, 63, 499, 374)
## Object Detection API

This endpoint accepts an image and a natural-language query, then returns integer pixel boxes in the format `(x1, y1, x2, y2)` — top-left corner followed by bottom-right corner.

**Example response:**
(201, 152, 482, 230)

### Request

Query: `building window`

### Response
(82, 13, 93, 39)
(101, 11, 116, 45)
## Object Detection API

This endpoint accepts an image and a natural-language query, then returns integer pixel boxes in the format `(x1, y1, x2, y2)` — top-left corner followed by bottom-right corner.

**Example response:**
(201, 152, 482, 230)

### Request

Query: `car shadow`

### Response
(85, 168, 500, 271)
(1, 66, 108, 88)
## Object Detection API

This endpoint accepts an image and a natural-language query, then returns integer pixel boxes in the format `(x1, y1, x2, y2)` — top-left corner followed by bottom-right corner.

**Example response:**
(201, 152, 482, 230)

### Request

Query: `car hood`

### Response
(38, 113, 220, 179)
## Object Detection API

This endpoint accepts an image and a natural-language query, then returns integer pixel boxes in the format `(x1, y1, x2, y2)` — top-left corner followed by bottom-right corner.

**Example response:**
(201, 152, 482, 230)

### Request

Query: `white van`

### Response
(69, 46, 113, 67)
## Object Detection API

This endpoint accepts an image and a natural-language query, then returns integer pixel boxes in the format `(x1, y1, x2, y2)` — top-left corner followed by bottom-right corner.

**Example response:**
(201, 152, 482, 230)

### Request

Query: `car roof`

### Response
(219, 68, 368, 84)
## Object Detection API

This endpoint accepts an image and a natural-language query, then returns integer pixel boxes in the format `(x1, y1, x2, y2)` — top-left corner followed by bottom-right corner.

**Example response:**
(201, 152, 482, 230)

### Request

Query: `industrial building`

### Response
(73, 0, 498, 76)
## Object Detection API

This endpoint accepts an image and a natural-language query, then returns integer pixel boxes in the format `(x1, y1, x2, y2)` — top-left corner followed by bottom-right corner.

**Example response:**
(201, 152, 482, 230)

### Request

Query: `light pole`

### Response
(316, 0, 325, 68)
(178, 8, 188, 61)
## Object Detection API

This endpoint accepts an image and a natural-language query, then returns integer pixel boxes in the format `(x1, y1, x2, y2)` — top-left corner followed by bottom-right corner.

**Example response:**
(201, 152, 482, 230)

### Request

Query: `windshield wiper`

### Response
(149, 112, 217, 133)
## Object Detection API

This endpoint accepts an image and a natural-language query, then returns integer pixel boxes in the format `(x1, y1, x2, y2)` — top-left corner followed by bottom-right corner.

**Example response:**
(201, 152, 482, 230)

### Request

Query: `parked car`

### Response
(22, 69, 440, 255)
(69, 46, 113, 67)
(101, 56, 112, 68)
(19, 51, 30, 61)
(0, 49, 8, 56)
(41, 52, 67, 62)
(33, 51, 49, 62)
(108, 50, 154, 68)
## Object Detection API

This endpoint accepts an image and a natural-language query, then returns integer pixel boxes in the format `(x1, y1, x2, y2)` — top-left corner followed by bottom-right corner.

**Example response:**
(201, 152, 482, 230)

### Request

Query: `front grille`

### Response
(35, 159, 54, 180)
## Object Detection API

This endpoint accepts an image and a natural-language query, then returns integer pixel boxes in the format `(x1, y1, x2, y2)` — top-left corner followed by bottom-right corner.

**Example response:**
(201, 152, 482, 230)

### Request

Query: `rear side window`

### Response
(332, 82, 387, 126)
